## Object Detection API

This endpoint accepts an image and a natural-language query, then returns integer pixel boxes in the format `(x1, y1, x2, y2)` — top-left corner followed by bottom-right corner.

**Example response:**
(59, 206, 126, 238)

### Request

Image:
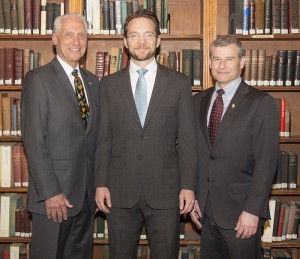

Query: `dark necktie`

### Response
(134, 68, 148, 127)
(208, 89, 225, 145)
(72, 69, 89, 129)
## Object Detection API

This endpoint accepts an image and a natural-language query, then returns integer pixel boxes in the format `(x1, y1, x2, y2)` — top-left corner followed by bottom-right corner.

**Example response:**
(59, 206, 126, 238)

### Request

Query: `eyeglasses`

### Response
(127, 32, 157, 42)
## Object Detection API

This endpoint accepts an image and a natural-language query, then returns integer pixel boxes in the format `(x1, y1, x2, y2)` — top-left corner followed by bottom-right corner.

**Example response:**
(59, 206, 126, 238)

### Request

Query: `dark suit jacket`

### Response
(95, 64, 198, 209)
(193, 80, 279, 229)
(21, 57, 100, 216)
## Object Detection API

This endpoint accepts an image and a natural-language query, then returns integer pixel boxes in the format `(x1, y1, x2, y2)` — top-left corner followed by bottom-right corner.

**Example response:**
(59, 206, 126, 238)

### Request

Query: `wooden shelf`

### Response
(262, 240, 300, 248)
(0, 34, 203, 41)
(0, 136, 22, 142)
(257, 87, 300, 92)
(0, 237, 31, 243)
(279, 137, 300, 143)
(271, 189, 300, 195)
(0, 187, 27, 193)
(0, 86, 22, 91)
(218, 34, 300, 41)
(93, 238, 200, 246)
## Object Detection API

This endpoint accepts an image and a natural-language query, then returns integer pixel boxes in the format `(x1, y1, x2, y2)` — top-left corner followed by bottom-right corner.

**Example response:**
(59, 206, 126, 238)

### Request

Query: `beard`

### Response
(127, 45, 157, 62)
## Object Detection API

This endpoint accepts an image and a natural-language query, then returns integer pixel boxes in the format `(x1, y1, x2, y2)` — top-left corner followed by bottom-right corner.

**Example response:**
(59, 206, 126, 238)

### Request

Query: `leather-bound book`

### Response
(288, 0, 299, 34)
(32, 0, 41, 34)
(24, 0, 32, 34)
(10, 0, 19, 34)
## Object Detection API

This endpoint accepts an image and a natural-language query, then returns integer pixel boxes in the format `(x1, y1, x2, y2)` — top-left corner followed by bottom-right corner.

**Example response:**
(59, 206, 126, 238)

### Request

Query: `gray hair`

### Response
(53, 14, 87, 35)
(209, 36, 244, 59)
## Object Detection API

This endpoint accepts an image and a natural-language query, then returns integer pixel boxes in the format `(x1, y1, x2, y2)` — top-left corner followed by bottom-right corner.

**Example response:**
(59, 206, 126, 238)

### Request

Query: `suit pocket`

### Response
(109, 156, 124, 169)
(52, 160, 69, 170)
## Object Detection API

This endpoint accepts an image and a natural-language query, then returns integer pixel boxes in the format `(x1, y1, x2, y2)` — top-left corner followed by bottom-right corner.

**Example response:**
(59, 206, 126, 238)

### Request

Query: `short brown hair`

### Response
(123, 10, 160, 38)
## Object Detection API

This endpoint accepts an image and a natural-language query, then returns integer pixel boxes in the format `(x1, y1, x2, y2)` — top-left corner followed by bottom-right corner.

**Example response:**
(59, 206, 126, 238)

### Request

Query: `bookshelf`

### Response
(4, 0, 300, 257)
(0, 0, 207, 258)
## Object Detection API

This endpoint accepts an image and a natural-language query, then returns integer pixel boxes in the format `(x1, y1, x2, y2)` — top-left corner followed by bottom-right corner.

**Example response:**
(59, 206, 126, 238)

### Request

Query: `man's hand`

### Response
(235, 211, 259, 239)
(189, 200, 203, 229)
(95, 187, 111, 214)
(45, 193, 73, 223)
(179, 189, 195, 214)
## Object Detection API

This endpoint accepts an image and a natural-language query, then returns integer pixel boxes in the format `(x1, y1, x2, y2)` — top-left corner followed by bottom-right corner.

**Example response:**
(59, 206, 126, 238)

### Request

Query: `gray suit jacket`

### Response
(95, 64, 198, 209)
(21, 57, 100, 216)
(193, 81, 279, 229)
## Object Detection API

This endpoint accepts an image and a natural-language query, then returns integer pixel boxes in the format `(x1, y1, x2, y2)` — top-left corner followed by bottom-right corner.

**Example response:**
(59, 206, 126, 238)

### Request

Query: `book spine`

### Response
(280, 0, 289, 34)
(24, 0, 32, 34)
(288, 152, 298, 189)
(276, 50, 286, 86)
(40, 0, 47, 35)
(257, 49, 266, 86)
(249, 1, 255, 35)
(3, 0, 12, 34)
(10, 0, 19, 34)
(4, 48, 15, 85)
(264, 0, 271, 34)
(235, 0, 243, 34)
(17, 0, 25, 34)
(0, 0, 4, 33)
(250, 49, 258, 86)
(242, 0, 250, 35)
(32, 0, 41, 34)
(289, 0, 300, 34)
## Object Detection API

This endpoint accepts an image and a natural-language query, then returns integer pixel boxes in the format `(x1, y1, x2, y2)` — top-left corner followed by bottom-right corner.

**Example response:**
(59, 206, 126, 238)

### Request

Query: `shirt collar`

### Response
(129, 58, 157, 76)
(56, 55, 80, 77)
(215, 77, 241, 96)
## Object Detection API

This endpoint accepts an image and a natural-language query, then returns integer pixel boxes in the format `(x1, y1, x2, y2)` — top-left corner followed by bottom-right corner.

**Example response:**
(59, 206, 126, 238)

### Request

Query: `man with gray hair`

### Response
(21, 14, 100, 259)
(190, 36, 279, 258)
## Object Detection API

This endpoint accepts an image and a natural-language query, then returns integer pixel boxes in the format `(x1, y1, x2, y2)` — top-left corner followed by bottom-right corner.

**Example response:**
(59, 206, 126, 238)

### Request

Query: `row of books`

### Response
(0, 94, 22, 137)
(0, 243, 28, 259)
(0, 143, 29, 188)
(85, 0, 169, 35)
(243, 49, 300, 87)
(0, 48, 41, 86)
(0, 193, 32, 239)
(261, 197, 300, 243)
(272, 150, 298, 190)
(157, 49, 203, 87)
(0, 0, 169, 35)
(95, 48, 203, 87)
(229, 0, 300, 35)
(274, 98, 291, 138)
(261, 247, 299, 259)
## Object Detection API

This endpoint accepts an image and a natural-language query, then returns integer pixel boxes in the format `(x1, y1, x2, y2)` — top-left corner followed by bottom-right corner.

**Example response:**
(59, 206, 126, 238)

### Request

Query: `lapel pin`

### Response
(232, 103, 236, 109)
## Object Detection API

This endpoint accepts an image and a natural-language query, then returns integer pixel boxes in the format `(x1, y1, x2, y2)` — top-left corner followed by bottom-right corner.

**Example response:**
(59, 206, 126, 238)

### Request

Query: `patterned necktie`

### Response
(134, 68, 148, 127)
(208, 89, 225, 146)
(72, 69, 89, 129)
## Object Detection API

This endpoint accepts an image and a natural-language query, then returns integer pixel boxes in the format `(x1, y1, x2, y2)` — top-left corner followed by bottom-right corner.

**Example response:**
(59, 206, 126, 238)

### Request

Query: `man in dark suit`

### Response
(190, 36, 279, 259)
(95, 10, 198, 259)
(21, 14, 100, 259)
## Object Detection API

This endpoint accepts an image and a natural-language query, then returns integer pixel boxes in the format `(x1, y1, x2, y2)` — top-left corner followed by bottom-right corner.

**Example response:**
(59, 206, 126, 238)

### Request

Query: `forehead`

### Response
(211, 44, 239, 57)
(127, 17, 155, 31)
(60, 17, 85, 31)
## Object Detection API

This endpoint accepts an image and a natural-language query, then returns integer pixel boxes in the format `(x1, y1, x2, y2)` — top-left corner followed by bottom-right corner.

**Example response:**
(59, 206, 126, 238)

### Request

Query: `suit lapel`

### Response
(80, 68, 95, 133)
(51, 58, 80, 112)
(143, 65, 169, 128)
(213, 82, 249, 146)
(117, 68, 142, 126)
(201, 87, 214, 148)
